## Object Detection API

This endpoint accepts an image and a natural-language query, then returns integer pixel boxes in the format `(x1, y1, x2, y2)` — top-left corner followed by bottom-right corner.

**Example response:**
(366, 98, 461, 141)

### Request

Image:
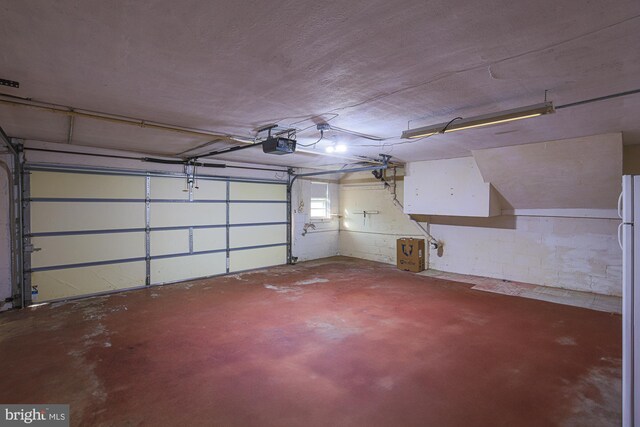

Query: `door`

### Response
(623, 175, 639, 427)
(27, 170, 147, 302)
(148, 176, 228, 285)
(625, 221, 635, 427)
(25, 167, 288, 302)
(228, 181, 288, 272)
(635, 176, 640, 427)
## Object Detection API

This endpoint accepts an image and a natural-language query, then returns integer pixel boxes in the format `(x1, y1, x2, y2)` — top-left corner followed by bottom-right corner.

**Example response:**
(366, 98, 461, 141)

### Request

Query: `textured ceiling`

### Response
(0, 0, 639, 167)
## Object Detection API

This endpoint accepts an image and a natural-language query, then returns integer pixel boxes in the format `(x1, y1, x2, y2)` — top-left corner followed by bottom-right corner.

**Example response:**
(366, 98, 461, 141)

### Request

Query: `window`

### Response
(310, 182, 330, 219)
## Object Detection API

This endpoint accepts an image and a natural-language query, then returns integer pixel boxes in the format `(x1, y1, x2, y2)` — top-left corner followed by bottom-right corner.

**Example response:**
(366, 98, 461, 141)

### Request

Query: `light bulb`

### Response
(335, 144, 347, 153)
(325, 146, 335, 153)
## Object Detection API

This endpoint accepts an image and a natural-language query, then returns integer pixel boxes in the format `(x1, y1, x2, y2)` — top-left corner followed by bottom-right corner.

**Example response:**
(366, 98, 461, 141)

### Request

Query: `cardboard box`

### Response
(397, 238, 425, 273)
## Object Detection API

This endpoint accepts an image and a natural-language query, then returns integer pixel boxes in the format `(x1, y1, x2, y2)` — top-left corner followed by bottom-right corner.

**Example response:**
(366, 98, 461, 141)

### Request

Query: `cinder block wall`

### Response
(291, 178, 340, 261)
(337, 172, 622, 297)
(338, 172, 426, 264)
(428, 215, 621, 296)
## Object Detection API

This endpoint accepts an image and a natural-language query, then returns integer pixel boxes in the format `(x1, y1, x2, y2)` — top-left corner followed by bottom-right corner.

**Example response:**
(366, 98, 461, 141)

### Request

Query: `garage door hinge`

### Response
(24, 244, 41, 253)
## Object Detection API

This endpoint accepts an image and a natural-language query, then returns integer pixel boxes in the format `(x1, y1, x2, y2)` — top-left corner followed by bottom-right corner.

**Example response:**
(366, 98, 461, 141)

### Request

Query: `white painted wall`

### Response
(338, 166, 622, 297)
(428, 215, 621, 296)
(388, 133, 623, 297)
(338, 172, 428, 264)
(291, 178, 339, 261)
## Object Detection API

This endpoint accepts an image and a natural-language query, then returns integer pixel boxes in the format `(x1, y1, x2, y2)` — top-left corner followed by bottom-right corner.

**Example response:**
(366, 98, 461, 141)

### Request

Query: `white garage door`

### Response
(25, 167, 288, 302)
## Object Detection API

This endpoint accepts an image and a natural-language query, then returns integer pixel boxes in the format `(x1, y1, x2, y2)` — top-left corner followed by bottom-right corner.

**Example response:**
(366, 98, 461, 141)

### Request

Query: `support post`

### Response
(225, 180, 230, 273)
(286, 168, 293, 264)
(21, 162, 31, 306)
(0, 128, 26, 307)
(145, 174, 151, 286)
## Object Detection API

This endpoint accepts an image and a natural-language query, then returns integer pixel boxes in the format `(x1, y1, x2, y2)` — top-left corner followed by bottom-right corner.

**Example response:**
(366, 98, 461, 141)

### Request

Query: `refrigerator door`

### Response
(624, 221, 634, 427)
(625, 176, 640, 426)
(623, 175, 634, 223)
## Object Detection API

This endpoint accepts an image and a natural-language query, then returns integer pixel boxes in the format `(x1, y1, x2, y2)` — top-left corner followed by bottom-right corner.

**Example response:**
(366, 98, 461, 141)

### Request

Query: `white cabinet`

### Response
(404, 157, 500, 217)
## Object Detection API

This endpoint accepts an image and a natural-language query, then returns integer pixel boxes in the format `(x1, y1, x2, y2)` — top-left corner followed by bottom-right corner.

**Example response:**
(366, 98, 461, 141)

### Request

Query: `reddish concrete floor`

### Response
(0, 257, 621, 426)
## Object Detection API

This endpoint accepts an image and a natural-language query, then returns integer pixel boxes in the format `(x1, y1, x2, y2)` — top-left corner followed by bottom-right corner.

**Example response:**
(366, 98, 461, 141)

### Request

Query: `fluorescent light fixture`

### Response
(335, 144, 347, 153)
(401, 102, 555, 139)
(325, 145, 335, 153)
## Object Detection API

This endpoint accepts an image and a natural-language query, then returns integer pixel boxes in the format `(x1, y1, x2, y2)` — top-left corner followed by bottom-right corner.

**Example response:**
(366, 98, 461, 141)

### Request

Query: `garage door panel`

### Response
(150, 177, 226, 200)
(230, 182, 286, 201)
(33, 261, 146, 302)
(32, 232, 145, 268)
(150, 177, 189, 200)
(230, 225, 286, 249)
(151, 253, 226, 284)
(151, 230, 189, 256)
(229, 246, 286, 272)
(194, 180, 226, 200)
(31, 202, 145, 233)
(27, 169, 288, 302)
(150, 203, 226, 227)
(193, 228, 226, 252)
(31, 171, 144, 199)
(229, 203, 286, 224)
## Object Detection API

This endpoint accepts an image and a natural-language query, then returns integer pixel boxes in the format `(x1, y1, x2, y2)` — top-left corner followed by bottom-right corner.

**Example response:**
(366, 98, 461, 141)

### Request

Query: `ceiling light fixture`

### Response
(401, 102, 555, 139)
(326, 143, 347, 154)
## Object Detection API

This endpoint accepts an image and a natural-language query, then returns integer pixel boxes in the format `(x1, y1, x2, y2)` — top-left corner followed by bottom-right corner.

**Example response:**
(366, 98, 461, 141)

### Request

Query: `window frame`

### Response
(309, 182, 331, 220)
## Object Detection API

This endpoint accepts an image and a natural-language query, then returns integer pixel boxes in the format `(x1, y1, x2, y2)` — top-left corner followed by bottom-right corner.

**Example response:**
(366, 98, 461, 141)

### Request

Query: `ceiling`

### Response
(0, 0, 639, 168)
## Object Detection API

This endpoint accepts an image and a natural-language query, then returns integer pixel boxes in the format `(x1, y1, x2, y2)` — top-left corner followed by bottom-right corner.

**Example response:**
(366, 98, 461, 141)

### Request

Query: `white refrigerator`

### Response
(622, 175, 639, 427)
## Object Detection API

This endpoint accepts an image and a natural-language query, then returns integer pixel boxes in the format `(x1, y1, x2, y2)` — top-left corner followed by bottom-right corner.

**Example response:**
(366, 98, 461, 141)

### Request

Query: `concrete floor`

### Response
(0, 256, 621, 426)
(420, 269, 622, 313)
